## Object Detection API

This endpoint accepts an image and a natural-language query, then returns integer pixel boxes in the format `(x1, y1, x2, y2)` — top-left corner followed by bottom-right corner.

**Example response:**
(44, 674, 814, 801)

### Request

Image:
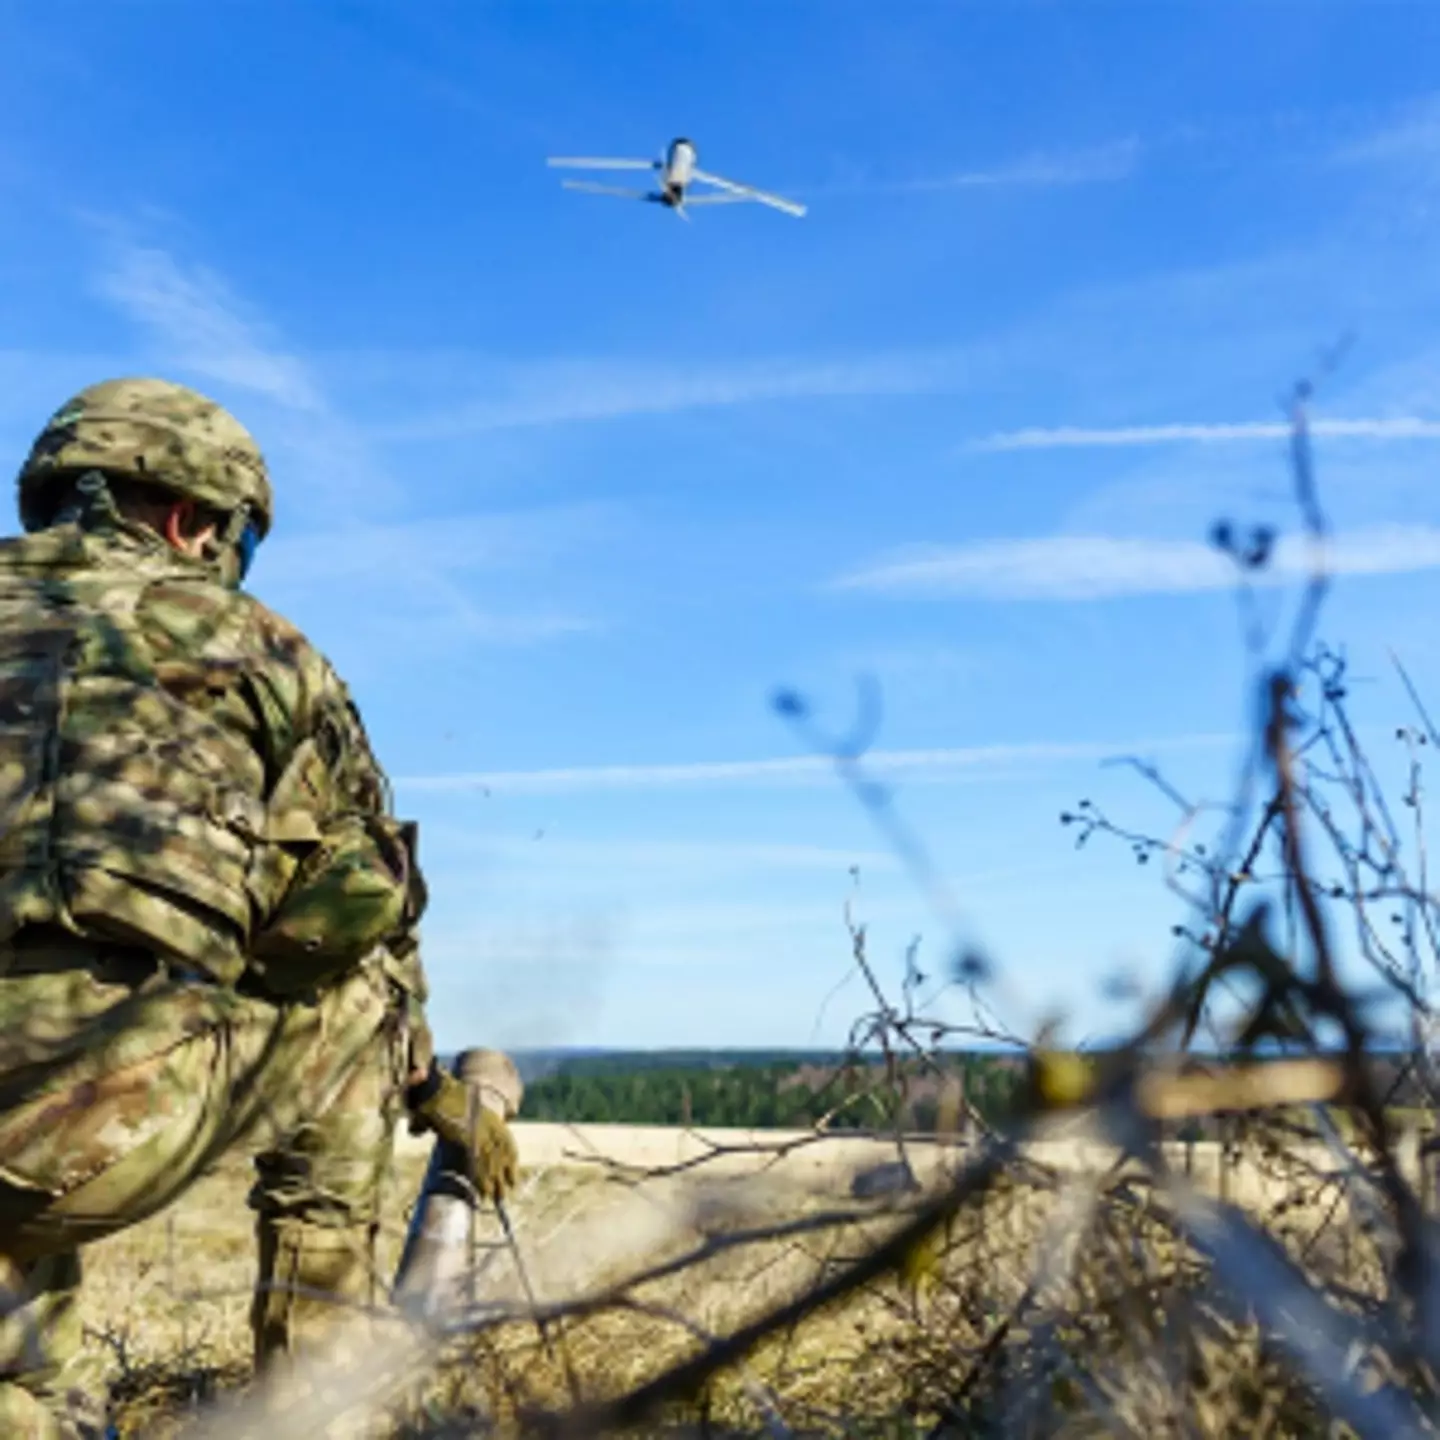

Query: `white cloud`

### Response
(834, 525, 1440, 601)
(255, 503, 610, 585)
(423, 831, 901, 876)
(395, 732, 1231, 795)
(252, 504, 608, 646)
(310, 223, 1440, 451)
(973, 417, 1440, 452)
(365, 350, 975, 441)
(94, 243, 325, 412)
(1329, 95, 1440, 235)
(86, 236, 600, 645)
(890, 138, 1141, 192)
(816, 139, 1141, 196)
(1334, 95, 1440, 167)
(87, 235, 398, 521)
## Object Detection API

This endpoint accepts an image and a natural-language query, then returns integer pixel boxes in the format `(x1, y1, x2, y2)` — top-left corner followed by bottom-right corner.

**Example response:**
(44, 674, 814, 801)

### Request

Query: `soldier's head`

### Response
(16, 378, 273, 586)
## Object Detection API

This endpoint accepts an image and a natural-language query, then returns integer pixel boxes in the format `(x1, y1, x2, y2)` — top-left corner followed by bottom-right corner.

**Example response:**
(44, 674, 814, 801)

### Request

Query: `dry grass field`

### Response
(85, 1133, 925, 1437)
(71, 1117, 1397, 1439)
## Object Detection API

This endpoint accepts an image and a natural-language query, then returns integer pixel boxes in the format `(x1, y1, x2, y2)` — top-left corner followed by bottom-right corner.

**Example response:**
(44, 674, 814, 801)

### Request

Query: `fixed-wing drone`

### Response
(547, 138, 807, 220)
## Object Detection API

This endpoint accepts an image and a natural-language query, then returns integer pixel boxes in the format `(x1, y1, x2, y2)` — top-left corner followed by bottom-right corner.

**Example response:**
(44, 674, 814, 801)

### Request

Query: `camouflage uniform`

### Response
(0, 381, 434, 1437)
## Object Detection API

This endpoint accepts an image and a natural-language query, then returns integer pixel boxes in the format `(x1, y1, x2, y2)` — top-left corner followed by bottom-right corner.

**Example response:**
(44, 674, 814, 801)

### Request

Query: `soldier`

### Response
(0, 379, 518, 1437)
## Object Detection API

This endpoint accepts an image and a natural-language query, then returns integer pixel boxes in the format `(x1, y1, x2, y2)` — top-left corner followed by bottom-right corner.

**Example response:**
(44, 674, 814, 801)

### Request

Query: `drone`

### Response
(547, 138, 807, 220)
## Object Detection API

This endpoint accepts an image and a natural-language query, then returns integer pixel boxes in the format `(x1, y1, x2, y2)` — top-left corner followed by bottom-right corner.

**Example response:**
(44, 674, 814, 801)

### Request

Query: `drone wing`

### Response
(690, 168, 807, 218)
(561, 180, 657, 201)
(547, 156, 659, 172)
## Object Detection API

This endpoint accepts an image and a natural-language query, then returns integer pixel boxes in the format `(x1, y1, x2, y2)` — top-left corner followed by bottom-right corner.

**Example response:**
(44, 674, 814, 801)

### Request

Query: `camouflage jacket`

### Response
(0, 514, 429, 1015)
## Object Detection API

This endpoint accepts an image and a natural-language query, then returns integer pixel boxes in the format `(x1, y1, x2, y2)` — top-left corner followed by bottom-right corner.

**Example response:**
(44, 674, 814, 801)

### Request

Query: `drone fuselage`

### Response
(659, 137, 698, 205)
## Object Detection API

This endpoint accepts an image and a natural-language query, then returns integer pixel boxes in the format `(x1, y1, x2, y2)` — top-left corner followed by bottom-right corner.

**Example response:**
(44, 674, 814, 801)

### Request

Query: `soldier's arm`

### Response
(316, 688, 439, 1082)
(310, 672, 439, 1079)
(244, 638, 430, 1010)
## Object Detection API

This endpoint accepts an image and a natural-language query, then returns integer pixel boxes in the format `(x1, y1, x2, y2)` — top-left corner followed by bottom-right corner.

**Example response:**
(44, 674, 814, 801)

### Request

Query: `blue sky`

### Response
(5, 3, 1440, 1052)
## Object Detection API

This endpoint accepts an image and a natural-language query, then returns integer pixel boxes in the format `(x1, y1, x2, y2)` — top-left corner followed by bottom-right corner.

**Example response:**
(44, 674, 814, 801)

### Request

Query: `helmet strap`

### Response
(209, 502, 257, 588)
(53, 470, 122, 531)
(218, 503, 253, 552)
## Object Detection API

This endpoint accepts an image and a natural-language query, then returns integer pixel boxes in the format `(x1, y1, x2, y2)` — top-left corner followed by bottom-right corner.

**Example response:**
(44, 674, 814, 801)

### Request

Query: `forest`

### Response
(516, 1052, 1027, 1130)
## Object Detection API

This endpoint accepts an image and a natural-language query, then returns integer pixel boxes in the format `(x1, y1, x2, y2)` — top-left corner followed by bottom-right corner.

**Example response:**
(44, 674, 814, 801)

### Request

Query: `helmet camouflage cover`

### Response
(16, 377, 274, 538)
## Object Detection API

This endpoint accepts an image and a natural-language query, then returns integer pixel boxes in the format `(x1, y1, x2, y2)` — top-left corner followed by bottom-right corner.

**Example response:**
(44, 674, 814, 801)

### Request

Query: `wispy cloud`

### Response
(334, 225, 1434, 448)
(815, 139, 1141, 197)
(1334, 94, 1440, 167)
(255, 503, 611, 585)
(395, 732, 1231, 794)
(366, 350, 976, 441)
(88, 233, 398, 519)
(972, 417, 1440, 452)
(87, 233, 600, 644)
(834, 525, 1440, 601)
(94, 242, 326, 412)
(424, 831, 901, 876)
(886, 139, 1141, 192)
(254, 508, 601, 645)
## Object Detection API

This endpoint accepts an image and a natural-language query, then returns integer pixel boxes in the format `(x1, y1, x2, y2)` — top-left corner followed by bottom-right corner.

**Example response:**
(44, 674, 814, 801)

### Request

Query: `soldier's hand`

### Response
(408, 1066, 519, 1204)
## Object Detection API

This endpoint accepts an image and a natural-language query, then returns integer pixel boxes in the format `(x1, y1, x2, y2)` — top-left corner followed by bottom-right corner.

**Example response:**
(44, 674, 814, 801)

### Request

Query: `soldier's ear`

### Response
(164, 499, 197, 549)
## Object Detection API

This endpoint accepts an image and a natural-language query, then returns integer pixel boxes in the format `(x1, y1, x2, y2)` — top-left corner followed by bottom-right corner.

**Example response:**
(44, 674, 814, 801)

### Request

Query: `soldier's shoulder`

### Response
(0, 524, 86, 573)
(227, 591, 363, 717)
(228, 591, 322, 664)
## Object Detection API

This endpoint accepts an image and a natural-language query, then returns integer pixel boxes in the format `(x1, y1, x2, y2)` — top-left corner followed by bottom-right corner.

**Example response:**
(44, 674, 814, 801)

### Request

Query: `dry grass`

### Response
(80, 1142, 425, 1434)
(76, 1118, 1400, 1439)
(85, 1138, 909, 1436)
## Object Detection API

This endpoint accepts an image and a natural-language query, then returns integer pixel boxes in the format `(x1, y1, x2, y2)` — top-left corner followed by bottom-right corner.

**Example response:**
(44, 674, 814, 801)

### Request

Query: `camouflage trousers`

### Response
(0, 934, 410, 1437)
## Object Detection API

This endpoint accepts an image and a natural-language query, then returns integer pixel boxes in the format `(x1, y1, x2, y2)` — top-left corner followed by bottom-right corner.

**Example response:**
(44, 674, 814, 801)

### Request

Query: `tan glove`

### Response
(407, 1065, 519, 1204)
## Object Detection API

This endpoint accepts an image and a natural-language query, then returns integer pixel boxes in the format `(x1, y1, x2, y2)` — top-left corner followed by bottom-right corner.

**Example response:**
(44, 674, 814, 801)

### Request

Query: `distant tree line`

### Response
(512, 1048, 1426, 1137)
(517, 1053, 1026, 1131)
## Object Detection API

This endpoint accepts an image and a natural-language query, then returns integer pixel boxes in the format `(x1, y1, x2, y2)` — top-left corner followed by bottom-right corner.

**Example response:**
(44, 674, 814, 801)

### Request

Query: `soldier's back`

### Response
(0, 521, 325, 982)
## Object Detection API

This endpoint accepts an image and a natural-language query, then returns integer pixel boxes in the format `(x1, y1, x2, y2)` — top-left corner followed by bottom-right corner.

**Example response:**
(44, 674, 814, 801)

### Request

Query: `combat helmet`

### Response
(16, 378, 274, 555)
